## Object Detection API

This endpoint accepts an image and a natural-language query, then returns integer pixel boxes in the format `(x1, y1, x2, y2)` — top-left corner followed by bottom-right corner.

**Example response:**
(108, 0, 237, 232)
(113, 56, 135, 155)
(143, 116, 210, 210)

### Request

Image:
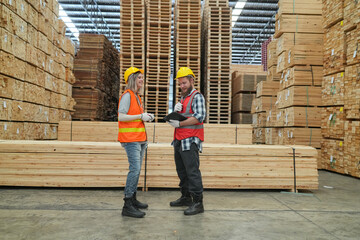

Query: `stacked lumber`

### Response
(0, 140, 319, 190)
(0, 0, 75, 140)
(72, 34, 120, 121)
(119, 0, 146, 93)
(174, 0, 201, 102)
(58, 121, 253, 145)
(201, 0, 232, 123)
(253, 0, 323, 164)
(144, 0, 171, 121)
(231, 65, 266, 124)
(321, 0, 360, 178)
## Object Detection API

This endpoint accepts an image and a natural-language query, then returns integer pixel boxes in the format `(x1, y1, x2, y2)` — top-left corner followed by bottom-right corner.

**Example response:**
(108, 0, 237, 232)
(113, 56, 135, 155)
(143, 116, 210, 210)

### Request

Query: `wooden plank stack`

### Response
(321, 0, 360, 178)
(72, 34, 120, 121)
(119, 0, 146, 93)
(0, 0, 75, 140)
(231, 65, 266, 124)
(174, 0, 201, 102)
(144, 0, 172, 122)
(253, 0, 324, 168)
(58, 121, 253, 145)
(201, 0, 232, 123)
(0, 140, 319, 190)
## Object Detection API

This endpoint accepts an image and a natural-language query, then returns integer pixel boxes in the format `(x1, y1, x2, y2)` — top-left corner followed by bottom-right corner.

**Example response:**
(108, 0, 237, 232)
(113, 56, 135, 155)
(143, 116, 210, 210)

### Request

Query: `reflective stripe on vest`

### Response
(118, 90, 147, 142)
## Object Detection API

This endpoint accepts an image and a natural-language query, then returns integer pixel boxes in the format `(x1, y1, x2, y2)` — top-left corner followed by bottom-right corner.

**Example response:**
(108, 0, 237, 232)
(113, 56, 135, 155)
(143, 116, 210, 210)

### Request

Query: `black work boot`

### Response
(133, 192, 148, 209)
(170, 189, 192, 207)
(122, 197, 146, 218)
(184, 193, 204, 215)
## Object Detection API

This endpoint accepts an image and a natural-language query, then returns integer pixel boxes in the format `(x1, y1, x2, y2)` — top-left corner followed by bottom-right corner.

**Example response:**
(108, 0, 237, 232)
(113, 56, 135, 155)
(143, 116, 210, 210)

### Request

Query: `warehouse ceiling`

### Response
(58, 0, 278, 65)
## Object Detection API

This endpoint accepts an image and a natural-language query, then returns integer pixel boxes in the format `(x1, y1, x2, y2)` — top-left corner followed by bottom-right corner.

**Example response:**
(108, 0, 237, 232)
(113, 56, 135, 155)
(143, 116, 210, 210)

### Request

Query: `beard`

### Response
(181, 85, 193, 97)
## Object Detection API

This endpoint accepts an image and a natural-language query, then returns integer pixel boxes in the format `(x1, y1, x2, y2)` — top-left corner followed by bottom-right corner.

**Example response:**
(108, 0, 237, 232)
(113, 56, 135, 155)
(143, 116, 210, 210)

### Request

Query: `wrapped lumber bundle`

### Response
(267, 40, 277, 68)
(344, 120, 360, 178)
(276, 32, 323, 57)
(345, 28, 360, 66)
(232, 71, 266, 95)
(323, 21, 346, 75)
(344, 64, 360, 120)
(278, 0, 322, 15)
(343, 0, 360, 32)
(321, 138, 345, 173)
(322, 71, 345, 106)
(283, 107, 321, 127)
(267, 66, 281, 81)
(321, 106, 345, 140)
(281, 127, 321, 148)
(280, 66, 323, 90)
(0, 1, 75, 140)
(72, 34, 120, 121)
(322, 0, 344, 29)
(256, 81, 279, 98)
(276, 86, 322, 109)
(274, 14, 323, 38)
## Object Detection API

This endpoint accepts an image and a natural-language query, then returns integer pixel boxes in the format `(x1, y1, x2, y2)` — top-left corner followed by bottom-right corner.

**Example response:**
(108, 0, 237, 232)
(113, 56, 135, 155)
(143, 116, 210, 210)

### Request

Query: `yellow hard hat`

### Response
(124, 67, 144, 84)
(175, 67, 195, 80)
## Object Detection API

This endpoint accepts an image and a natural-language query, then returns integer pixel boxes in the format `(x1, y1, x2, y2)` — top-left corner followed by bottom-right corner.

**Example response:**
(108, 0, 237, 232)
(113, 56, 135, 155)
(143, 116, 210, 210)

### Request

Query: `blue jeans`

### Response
(122, 142, 147, 198)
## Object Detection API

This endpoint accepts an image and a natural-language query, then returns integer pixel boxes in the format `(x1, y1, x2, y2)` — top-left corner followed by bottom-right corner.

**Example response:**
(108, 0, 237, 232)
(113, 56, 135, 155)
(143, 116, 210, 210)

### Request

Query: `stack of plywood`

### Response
(144, 0, 171, 122)
(174, 0, 201, 102)
(119, 0, 146, 93)
(231, 65, 266, 124)
(321, 0, 360, 178)
(58, 121, 253, 145)
(0, 0, 75, 140)
(201, 0, 232, 123)
(72, 34, 120, 121)
(0, 140, 319, 190)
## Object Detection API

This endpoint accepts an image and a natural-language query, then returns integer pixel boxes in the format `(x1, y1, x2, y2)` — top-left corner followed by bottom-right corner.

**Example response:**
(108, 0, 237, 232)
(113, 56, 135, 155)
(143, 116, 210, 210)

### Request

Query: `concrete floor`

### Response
(0, 170, 359, 240)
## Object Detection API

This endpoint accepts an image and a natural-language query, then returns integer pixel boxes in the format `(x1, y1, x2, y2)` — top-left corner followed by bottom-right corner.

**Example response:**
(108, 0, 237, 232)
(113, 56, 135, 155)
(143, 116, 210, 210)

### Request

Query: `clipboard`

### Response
(163, 112, 187, 122)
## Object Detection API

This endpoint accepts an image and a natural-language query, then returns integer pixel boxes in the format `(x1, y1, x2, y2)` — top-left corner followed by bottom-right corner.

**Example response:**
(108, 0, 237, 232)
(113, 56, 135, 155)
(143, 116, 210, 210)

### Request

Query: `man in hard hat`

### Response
(166, 67, 206, 215)
(118, 67, 154, 218)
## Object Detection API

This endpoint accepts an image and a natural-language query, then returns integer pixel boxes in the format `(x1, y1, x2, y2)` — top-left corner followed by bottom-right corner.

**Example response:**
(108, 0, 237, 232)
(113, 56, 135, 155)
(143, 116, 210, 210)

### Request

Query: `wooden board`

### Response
(283, 107, 321, 127)
(251, 95, 277, 113)
(286, 45, 323, 69)
(281, 127, 321, 148)
(256, 81, 279, 97)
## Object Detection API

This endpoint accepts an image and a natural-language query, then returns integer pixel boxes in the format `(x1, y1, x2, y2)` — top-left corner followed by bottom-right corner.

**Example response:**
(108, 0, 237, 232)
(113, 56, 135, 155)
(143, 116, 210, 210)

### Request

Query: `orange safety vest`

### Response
(118, 89, 147, 143)
(175, 90, 204, 141)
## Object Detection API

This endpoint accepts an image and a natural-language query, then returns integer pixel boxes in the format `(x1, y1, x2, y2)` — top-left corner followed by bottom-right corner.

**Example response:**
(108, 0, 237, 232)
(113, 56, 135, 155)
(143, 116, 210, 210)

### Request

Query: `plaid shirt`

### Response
(173, 89, 206, 152)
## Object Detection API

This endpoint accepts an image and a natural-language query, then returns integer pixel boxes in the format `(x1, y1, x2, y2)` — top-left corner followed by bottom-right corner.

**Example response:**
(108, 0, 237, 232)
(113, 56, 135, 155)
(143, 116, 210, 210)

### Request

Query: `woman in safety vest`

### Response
(118, 67, 154, 218)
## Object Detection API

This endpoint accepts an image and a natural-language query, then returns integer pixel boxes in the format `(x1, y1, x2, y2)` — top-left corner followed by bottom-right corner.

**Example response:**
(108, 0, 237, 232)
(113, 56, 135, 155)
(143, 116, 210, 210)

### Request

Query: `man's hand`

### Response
(174, 102, 183, 112)
(167, 119, 180, 128)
